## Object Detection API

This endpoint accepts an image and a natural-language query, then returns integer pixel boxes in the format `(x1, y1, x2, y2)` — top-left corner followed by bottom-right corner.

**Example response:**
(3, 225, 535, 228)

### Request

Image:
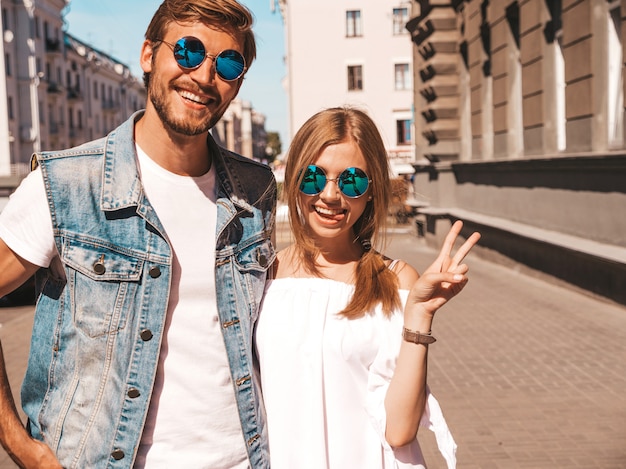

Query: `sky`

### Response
(63, 0, 289, 146)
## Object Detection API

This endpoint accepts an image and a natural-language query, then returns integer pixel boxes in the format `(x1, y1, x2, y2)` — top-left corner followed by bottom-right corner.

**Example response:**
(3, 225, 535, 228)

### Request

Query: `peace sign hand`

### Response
(406, 220, 481, 318)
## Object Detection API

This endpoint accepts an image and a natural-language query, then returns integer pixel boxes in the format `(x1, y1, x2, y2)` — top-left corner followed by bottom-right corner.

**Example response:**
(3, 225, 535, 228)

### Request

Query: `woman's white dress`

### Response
(255, 277, 457, 469)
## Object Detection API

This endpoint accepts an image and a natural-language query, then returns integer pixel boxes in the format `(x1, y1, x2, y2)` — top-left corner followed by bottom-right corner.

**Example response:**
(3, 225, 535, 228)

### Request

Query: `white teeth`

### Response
(179, 90, 208, 105)
(315, 206, 344, 216)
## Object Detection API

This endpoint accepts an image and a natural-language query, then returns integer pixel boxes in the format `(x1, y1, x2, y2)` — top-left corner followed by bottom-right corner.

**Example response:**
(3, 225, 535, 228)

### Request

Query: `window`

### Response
(396, 119, 412, 145)
(608, 1, 623, 147)
(4, 53, 10, 76)
(394, 63, 411, 90)
(348, 65, 363, 91)
(393, 8, 409, 35)
(346, 10, 362, 37)
(8, 96, 13, 120)
(2, 8, 8, 31)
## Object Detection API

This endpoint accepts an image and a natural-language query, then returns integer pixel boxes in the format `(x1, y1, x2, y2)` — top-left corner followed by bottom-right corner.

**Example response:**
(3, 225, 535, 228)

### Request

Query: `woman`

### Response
(255, 107, 480, 468)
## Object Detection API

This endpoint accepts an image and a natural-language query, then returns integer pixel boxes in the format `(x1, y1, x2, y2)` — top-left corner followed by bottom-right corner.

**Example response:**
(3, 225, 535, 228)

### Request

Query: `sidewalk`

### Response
(1, 224, 625, 468)
(0, 306, 33, 469)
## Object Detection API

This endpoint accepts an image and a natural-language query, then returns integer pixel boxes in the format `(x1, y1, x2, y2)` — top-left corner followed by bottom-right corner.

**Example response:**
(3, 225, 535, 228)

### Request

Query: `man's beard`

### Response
(148, 77, 220, 136)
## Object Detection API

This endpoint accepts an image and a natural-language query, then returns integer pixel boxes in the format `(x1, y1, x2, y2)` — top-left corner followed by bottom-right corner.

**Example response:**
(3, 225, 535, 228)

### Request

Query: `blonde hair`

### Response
(284, 107, 401, 318)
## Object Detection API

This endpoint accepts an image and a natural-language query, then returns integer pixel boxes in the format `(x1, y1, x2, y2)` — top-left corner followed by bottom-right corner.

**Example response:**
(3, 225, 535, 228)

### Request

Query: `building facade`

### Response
(1, 0, 145, 178)
(212, 98, 272, 164)
(277, 0, 416, 175)
(407, 0, 626, 304)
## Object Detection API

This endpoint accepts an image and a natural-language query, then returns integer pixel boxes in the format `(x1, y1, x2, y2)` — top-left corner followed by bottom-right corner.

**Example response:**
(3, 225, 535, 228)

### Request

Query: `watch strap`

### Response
(402, 327, 437, 345)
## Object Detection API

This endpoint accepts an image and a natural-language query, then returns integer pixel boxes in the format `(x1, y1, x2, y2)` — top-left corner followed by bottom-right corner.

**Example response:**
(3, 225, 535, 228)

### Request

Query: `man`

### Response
(0, 1, 275, 467)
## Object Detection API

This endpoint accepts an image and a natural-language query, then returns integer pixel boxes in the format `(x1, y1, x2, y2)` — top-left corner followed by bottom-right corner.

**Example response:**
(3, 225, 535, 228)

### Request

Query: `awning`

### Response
(390, 163, 416, 176)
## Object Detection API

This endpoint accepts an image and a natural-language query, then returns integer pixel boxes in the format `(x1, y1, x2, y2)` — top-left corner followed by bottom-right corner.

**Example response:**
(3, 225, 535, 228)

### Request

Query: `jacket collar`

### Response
(209, 132, 256, 214)
(100, 110, 253, 214)
(100, 110, 144, 212)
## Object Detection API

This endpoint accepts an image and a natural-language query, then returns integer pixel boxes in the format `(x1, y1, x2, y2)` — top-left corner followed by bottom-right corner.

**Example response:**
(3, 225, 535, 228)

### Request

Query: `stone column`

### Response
(520, 0, 566, 155)
(562, 0, 610, 152)
(489, 0, 524, 158)
(467, 0, 494, 160)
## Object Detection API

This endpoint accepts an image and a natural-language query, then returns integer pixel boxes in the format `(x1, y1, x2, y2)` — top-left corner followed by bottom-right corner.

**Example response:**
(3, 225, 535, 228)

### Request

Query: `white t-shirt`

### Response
(0, 146, 250, 469)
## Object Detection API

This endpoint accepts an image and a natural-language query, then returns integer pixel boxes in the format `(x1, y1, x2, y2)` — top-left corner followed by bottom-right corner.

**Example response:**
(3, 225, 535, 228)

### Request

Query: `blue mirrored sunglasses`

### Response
(299, 165, 371, 198)
(158, 36, 246, 81)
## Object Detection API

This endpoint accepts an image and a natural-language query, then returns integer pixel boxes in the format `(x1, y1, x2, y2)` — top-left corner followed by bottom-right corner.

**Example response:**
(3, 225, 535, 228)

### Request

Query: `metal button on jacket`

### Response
(140, 329, 153, 341)
(149, 266, 161, 278)
(93, 261, 106, 275)
(93, 254, 106, 275)
(111, 449, 125, 460)
(127, 388, 140, 399)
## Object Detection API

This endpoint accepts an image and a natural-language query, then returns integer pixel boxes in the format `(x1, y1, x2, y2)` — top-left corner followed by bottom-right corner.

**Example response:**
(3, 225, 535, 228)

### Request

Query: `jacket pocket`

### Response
(233, 238, 275, 318)
(234, 238, 275, 273)
(62, 238, 144, 338)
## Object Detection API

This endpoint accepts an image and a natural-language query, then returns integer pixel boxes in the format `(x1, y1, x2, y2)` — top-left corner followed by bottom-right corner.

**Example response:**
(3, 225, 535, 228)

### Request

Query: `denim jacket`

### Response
(22, 111, 276, 468)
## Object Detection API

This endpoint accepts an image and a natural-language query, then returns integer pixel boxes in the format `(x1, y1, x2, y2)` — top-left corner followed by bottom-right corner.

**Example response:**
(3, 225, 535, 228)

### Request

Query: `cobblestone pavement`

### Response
(0, 306, 33, 469)
(1, 223, 625, 468)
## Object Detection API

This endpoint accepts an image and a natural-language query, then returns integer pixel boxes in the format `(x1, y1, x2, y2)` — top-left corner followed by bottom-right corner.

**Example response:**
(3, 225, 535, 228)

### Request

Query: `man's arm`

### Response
(0, 238, 39, 299)
(0, 239, 62, 468)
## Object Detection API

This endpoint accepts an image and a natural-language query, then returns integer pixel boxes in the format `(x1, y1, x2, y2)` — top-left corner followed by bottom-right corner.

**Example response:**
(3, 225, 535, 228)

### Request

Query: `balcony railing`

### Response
(67, 86, 83, 100)
(45, 38, 62, 53)
(47, 82, 64, 94)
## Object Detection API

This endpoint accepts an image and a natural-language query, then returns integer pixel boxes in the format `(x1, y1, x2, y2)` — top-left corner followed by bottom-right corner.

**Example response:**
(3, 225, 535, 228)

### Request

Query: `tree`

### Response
(266, 131, 282, 160)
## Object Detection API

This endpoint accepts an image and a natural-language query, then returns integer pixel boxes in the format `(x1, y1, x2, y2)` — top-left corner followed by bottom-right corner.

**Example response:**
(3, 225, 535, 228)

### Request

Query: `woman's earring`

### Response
(361, 238, 372, 252)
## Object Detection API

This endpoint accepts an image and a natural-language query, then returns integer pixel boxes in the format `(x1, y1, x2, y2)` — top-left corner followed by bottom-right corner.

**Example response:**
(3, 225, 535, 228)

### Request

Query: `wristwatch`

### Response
(402, 327, 437, 345)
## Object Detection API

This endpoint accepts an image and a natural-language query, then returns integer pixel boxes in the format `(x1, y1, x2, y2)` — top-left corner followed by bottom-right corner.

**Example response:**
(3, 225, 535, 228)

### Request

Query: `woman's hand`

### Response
(406, 220, 481, 317)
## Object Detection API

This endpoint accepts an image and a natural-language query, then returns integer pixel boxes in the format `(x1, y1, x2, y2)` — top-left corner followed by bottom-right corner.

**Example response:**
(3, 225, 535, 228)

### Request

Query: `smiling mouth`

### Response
(178, 89, 210, 106)
(315, 206, 346, 217)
